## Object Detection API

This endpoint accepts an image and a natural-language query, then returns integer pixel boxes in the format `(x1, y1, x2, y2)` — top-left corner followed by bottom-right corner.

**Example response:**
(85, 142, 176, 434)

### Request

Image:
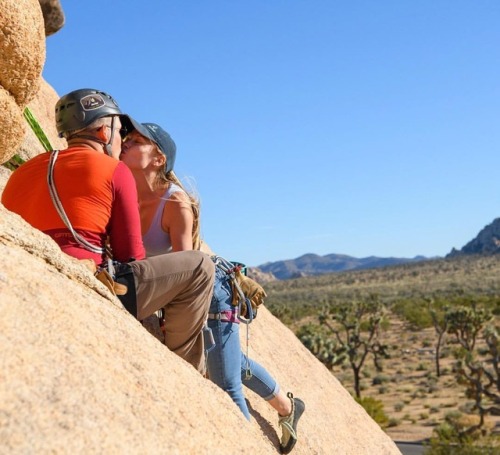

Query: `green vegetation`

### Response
(265, 254, 500, 442)
(445, 304, 499, 433)
(354, 396, 389, 428)
(2, 154, 25, 171)
(318, 294, 389, 398)
(425, 412, 500, 454)
(265, 255, 500, 325)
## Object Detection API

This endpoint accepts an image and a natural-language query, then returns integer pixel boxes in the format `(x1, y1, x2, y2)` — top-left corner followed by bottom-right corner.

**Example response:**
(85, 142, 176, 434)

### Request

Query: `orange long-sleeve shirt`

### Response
(2, 147, 146, 265)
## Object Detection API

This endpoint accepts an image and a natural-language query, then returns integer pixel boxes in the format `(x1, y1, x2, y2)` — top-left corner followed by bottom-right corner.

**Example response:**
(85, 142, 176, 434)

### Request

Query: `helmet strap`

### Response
(105, 116, 116, 157)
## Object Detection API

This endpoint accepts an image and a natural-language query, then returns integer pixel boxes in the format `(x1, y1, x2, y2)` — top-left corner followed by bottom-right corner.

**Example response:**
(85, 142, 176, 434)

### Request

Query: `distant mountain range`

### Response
(250, 217, 500, 281)
(256, 253, 429, 280)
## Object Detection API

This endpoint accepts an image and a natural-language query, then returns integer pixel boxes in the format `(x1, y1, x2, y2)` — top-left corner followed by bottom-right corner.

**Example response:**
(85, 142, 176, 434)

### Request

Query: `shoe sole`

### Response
(280, 398, 305, 454)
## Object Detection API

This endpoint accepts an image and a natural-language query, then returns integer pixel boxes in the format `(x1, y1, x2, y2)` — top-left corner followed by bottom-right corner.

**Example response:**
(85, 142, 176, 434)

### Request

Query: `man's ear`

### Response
(96, 126, 108, 142)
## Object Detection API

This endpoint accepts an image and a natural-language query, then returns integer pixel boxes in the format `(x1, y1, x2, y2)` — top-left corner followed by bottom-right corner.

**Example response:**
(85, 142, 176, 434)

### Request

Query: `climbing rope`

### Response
(23, 106, 53, 152)
(3, 107, 52, 171)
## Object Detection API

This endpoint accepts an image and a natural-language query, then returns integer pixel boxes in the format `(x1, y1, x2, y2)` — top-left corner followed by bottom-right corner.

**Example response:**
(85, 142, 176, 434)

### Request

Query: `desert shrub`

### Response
(426, 425, 496, 454)
(458, 402, 476, 414)
(444, 410, 462, 420)
(378, 386, 388, 394)
(477, 347, 490, 356)
(420, 412, 429, 420)
(428, 383, 441, 394)
(355, 396, 389, 428)
(372, 374, 390, 385)
(362, 369, 372, 378)
(425, 411, 499, 454)
(422, 338, 433, 347)
(392, 298, 433, 329)
(390, 374, 404, 384)
(387, 418, 401, 427)
(440, 347, 451, 358)
(393, 402, 404, 412)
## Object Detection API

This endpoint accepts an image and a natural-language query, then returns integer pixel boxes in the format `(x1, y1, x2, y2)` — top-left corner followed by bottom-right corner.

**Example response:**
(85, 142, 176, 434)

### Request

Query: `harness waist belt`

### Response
(208, 310, 239, 323)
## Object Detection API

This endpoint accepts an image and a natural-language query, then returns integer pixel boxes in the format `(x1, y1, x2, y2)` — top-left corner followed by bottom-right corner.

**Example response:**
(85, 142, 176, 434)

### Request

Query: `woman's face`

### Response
(120, 131, 160, 171)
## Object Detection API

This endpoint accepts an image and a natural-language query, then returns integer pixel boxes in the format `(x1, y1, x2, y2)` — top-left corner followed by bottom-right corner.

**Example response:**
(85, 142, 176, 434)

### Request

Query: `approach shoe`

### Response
(278, 392, 305, 454)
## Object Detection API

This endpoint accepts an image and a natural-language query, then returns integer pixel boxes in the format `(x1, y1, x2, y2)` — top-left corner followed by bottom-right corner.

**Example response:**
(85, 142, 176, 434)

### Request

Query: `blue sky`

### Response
(43, 1, 500, 267)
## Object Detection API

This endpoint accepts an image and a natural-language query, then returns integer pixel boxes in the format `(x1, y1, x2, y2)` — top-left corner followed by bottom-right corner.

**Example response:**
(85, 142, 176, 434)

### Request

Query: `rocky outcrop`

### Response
(39, 0, 64, 36)
(0, 0, 46, 164)
(0, 0, 65, 165)
(248, 266, 277, 284)
(447, 218, 500, 257)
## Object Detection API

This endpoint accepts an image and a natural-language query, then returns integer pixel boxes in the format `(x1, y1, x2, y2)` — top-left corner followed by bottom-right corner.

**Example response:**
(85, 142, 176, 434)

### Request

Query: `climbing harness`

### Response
(211, 256, 254, 323)
(207, 309, 239, 323)
(211, 256, 254, 379)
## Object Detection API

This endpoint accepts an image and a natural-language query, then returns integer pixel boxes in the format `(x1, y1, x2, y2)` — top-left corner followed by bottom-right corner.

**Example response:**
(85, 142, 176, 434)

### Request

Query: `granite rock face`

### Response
(0, 0, 65, 165)
(0, 178, 401, 454)
(0, 0, 45, 164)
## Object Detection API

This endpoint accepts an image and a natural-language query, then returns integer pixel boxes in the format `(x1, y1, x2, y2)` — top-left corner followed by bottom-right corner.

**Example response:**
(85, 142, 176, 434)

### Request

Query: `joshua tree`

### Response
(318, 294, 389, 398)
(446, 304, 500, 433)
(297, 325, 346, 370)
(427, 298, 449, 377)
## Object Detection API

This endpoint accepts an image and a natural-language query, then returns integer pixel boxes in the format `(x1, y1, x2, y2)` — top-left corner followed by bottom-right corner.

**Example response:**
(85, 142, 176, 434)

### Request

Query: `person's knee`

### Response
(190, 251, 215, 287)
(197, 251, 215, 278)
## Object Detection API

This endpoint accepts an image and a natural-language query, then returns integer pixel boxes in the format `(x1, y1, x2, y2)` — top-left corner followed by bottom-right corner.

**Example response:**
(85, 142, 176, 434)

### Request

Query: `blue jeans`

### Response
(206, 265, 279, 420)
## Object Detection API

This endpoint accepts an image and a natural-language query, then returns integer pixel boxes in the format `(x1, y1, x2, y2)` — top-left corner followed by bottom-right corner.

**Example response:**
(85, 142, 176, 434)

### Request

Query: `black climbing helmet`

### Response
(55, 88, 126, 137)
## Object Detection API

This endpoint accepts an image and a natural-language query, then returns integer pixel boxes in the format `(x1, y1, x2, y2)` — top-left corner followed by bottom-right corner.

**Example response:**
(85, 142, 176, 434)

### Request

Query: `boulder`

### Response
(0, 198, 401, 454)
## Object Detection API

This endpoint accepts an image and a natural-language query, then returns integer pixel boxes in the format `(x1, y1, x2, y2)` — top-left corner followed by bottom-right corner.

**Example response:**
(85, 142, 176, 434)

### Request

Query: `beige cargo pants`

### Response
(118, 250, 214, 374)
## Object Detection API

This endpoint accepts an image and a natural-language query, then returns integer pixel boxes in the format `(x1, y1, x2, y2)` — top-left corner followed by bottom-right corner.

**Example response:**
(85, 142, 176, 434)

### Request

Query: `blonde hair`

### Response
(153, 164, 201, 251)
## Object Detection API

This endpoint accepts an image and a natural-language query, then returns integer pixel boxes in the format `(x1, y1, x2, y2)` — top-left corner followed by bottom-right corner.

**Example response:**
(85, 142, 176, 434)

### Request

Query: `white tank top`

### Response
(142, 183, 186, 257)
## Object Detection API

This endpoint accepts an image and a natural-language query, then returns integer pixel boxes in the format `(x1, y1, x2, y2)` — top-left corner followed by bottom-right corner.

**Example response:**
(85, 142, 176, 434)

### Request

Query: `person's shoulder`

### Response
(166, 184, 190, 203)
(167, 182, 188, 197)
(76, 148, 121, 171)
(112, 161, 137, 187)
(114, 160, 134, 175)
